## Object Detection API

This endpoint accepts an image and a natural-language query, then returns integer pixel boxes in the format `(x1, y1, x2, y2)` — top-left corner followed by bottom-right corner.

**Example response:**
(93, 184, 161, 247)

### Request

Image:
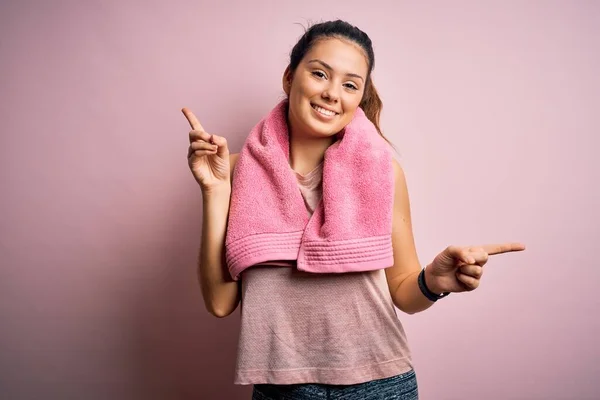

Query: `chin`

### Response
(304, 108, 343, 136)
(304, 120, 340, 138)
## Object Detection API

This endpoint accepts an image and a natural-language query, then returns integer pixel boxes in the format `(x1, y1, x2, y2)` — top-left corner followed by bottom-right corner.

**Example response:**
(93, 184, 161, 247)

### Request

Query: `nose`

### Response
(321, 83, 340, 103)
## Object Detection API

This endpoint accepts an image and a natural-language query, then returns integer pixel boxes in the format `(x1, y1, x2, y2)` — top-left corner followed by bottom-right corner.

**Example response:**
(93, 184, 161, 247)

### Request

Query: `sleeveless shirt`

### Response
(234, 161, 413, 385)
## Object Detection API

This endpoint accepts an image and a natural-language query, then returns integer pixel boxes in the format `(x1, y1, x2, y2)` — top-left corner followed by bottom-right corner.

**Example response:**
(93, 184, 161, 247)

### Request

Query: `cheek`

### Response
(290, 81, 312, 104)
(300, 79, 323, 99)
(341, 96, 362, 114)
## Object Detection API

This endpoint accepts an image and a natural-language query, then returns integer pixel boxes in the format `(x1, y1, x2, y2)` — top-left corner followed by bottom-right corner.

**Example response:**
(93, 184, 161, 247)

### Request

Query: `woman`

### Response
(183, 20, 524, 400)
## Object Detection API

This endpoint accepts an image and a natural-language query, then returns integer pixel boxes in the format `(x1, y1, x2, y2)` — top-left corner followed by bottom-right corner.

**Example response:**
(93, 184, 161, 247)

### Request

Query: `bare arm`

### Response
(197, 153, 241, 318)
(385, 159, 436, 314)
(384, 160, 527, 312)
(183, 106, 242, 318)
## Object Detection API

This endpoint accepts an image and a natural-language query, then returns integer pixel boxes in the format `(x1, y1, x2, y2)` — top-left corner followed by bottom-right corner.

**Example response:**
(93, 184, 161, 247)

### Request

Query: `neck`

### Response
(287, 120, 337, 175)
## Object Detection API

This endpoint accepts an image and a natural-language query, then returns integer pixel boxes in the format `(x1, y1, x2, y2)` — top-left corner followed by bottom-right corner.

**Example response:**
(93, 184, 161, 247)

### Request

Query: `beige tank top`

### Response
(234, 161, 413, 385)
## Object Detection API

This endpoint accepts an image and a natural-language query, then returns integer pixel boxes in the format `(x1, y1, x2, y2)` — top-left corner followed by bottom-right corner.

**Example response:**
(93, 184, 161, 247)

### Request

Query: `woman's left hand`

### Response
(425, 243, 526, 294)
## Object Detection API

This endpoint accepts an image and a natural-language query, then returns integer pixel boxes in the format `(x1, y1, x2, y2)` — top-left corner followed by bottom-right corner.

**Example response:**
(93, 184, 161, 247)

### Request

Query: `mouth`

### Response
(311, 103, 339, 117)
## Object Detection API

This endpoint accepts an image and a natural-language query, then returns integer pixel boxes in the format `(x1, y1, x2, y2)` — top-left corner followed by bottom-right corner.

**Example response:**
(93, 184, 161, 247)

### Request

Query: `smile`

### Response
(311, 103, 339, 117)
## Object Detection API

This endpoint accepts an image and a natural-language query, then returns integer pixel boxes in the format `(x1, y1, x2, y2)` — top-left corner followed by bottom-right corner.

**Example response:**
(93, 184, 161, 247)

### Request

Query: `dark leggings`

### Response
(252, 369, 418, 400)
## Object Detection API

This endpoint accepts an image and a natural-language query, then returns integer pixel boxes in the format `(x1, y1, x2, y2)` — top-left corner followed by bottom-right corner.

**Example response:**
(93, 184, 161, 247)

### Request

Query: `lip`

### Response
(310, 104, 338, 122)
(311, 103, 339, 114)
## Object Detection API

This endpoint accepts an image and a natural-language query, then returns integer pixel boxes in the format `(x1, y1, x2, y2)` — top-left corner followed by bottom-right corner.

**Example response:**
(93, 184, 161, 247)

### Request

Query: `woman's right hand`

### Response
(182, 107, 231, 192)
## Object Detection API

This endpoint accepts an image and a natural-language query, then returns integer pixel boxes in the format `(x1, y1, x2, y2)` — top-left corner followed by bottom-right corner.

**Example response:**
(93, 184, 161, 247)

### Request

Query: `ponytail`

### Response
(360, 77, 396, 151)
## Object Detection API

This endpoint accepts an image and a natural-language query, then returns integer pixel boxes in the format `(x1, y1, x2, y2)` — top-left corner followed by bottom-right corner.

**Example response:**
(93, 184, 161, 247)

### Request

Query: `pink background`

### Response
(1, 1, 598, 399)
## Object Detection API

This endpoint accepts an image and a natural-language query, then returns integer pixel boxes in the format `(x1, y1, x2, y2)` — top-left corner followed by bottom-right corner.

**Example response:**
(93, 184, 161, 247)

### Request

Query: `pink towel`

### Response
(225, 100, 394, 281)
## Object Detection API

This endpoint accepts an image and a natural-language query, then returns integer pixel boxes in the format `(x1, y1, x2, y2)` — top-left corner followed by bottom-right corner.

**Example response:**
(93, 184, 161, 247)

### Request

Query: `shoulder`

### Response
(392, 158, 402, 178)
(391, 158, 411, 216)
(392, 158, 407, 190)
(229, 153, 240, 176)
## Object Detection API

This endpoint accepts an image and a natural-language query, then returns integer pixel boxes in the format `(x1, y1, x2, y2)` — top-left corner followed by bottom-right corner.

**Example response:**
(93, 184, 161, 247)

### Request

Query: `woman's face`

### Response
(284, 37, 369, 139)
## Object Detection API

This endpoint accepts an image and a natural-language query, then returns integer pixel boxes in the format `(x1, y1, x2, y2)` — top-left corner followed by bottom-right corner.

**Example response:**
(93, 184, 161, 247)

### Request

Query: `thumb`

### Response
(445, 245, 475, 265)
(210, 134, 229, 156)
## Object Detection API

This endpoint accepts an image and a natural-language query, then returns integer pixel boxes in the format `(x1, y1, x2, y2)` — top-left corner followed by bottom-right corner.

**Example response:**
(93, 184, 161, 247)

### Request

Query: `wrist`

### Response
(424, 264, 443, 295)
(202, 182, 231, 198)
(418, 265, 450, 302)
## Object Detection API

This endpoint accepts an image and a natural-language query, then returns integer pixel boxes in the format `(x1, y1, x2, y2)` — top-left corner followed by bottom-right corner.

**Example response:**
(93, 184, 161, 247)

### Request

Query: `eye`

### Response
(344, 82, 359, 90)
(311, 70, 327, 79)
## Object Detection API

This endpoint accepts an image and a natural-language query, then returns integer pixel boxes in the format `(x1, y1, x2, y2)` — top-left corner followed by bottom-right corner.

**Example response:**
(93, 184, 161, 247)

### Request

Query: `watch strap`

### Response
(418, 268, 450, 302)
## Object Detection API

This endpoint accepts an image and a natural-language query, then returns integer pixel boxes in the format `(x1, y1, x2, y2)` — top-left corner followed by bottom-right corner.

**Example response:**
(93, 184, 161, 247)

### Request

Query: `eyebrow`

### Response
(307, 59, 365, 82)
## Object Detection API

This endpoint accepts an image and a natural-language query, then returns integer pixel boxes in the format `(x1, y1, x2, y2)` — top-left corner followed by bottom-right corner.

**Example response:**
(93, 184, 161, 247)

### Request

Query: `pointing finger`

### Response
(182, 107, 205, 131)
(481, 243, 526, 256)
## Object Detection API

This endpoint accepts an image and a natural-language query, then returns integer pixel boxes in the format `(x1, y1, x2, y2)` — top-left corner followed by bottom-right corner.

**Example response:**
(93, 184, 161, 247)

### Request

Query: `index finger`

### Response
(181, 107, 205, 131)
(482, 242, 526, 255)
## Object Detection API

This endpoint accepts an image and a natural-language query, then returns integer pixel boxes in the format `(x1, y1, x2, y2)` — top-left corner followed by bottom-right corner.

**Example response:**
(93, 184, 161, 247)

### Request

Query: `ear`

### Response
(282, 65, 293, 96)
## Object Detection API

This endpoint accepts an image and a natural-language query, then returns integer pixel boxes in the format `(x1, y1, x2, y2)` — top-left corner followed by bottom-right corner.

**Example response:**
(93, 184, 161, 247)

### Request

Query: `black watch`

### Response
(418, 268, 450, 302)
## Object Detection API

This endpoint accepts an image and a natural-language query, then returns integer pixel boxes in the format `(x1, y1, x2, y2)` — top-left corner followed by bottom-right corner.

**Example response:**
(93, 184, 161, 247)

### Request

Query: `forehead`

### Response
(303, 38, 369, 76)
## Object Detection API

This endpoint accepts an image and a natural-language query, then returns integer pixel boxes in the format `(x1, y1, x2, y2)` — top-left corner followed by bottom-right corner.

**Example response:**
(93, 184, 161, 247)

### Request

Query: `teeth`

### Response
(313, 104, 336, 116)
